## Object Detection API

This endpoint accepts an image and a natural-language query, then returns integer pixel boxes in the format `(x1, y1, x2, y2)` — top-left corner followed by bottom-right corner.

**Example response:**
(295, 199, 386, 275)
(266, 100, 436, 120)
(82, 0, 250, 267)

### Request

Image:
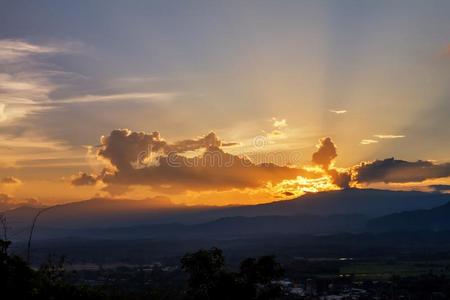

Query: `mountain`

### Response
(4, 189, 449, 232)
(65, 214, 368, 240)
(169, 189, 450, 224)
(3, 196, 184, 229)
(367, 201, 450, 232)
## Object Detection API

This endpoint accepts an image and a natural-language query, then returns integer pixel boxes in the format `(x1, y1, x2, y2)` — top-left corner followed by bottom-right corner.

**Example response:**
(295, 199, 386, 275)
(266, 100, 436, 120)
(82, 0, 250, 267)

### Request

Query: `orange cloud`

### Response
(70, 129, 450, 202)
(1, 176, 22, 185)
(71, 172, 98, 186)
(73, 129, 320, 195)
(312, 137, 337, 170)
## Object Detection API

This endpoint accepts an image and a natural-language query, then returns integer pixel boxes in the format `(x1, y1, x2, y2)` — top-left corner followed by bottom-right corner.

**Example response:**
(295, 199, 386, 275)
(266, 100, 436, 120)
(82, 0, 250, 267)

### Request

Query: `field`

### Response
(340, 260, 450, 279)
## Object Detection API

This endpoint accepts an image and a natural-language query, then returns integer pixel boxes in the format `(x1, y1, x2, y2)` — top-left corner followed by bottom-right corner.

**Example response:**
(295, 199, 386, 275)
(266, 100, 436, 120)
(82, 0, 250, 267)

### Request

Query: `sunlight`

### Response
(271, 174, 340, 198)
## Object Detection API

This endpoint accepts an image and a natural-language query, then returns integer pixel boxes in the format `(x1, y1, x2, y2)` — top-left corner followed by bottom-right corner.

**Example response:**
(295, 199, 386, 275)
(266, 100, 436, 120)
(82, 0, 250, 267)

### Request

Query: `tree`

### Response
(0, 237, 34, 299)
(181, 247, 284, 300)
(239, 256, 284, 300)
(180, 247, 231, 299)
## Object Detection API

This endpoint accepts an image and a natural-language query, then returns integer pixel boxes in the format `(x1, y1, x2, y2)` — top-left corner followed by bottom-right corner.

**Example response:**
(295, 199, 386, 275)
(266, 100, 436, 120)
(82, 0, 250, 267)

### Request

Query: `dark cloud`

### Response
(168, 132, 239, 153)
(328, 169, 351, 189)
(310, 137, 349, 188)
(312, 137, 337, 170)
(429, 185, 450, 193)
(101, 145, 313, 193)
(281, 191, 295, 196)
(79, 129, 318, 194)
(74, 130, 450, 196)
(71, 172, 98, 186)
(1, 176, 22, 185)
(98, 129, 167, 172)
(97, 129, 238, 172)
(353, 158, 450, 183)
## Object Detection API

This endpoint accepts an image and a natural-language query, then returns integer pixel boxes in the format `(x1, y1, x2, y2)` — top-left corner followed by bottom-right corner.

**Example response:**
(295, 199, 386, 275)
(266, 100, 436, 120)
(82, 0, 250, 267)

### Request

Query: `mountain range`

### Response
(3, 189, 450, 241)
(367, 201, 450, 232)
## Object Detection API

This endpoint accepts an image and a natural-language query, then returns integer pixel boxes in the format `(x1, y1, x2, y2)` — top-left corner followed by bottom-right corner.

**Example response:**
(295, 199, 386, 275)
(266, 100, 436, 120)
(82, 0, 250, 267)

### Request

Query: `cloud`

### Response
(0, 39, 70, 125)
(0, 38, 181, 170)
(168, 131, 239, 153)
(0, 193, 41, 208)
(52, 92, 175, 104)
(0, 193, 12, 203)
(22, 197, 42, 206)
(360, 134, 404, 146)
(327, 169, 351, 189)
(71, 172, 98, 186)
(353, 158, 450, 184)
(72, 130, 450, 197)
(97, 129, 239, 171)
(0, 176, 22, 185)
(0, 104, 6, 122)
(312, 137, 337, 170)
(329, 110, 347, 114)
(75, 129, 318, 194)
(0, 39, 59, 62)
(102, 146, 309, 192)
(373, 134, 405, 139)
(97, 129, 167, 171)
(281, 191, 295, 197)
(272, 117, 288, 129)
(429, 184, 450, 193)
(265, 118, 288, 138)
(360, 139, 378, 145)
(310, 137, 350, 188)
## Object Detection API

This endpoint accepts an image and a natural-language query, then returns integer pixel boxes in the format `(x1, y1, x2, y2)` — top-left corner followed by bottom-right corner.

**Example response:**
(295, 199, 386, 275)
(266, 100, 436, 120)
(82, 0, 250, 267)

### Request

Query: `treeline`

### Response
(1, 240, 285, 300)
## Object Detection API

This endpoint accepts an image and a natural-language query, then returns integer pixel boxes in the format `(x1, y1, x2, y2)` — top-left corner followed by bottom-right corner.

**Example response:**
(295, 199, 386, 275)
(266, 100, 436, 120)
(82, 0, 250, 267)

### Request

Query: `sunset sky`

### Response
(0, 1, 449, 205)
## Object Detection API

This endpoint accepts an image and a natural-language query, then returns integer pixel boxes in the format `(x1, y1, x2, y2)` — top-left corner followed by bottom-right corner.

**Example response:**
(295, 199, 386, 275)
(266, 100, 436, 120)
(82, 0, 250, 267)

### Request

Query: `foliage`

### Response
(1, 240, 284, 300)
(181, 247, 284, 300)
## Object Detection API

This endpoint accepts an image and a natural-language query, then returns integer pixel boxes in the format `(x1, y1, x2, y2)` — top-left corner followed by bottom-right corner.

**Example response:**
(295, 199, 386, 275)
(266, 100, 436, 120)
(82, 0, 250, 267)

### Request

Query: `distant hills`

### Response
(71, 214, 368, 239)
(3, 189, 449, 240)
(179, 188, 450, 222)
(367, 201, 450, 232)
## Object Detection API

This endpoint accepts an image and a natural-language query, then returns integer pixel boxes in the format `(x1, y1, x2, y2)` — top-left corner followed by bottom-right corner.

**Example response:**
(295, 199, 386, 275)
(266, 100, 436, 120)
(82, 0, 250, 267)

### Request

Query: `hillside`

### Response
(3, 189, 449, 233)
(367, 200, 450, 232)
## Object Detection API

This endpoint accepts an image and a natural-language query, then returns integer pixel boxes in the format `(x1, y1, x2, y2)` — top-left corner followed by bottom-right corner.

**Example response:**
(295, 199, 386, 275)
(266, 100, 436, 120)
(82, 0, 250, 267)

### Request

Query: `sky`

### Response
(0, 0, 449, 206)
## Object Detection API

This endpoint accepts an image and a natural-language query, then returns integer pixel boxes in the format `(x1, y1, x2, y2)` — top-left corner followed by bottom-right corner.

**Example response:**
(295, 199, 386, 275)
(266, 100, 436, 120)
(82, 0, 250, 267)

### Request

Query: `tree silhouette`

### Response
(239, 256, 284, 299)
(0, 237, 34, 299)
(180, 247, 231, 299)
(181, 247, 284, 300)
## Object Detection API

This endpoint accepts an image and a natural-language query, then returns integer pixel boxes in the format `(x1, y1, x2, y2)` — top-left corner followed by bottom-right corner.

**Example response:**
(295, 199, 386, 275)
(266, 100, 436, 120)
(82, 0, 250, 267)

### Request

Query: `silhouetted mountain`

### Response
(70, 214, 368, 239)
(3, 196, 182, 229)
(4, 189, 449, 234)
(170, 189, 450, 224)
(367, 201, 450, 232)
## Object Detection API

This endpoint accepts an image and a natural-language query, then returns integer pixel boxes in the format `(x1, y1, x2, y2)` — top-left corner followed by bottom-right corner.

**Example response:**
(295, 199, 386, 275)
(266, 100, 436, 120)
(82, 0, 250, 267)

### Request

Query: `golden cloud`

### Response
(1, 176, 22, 185)
(71, 129, 450, 199)
(72, 129, 320, 195)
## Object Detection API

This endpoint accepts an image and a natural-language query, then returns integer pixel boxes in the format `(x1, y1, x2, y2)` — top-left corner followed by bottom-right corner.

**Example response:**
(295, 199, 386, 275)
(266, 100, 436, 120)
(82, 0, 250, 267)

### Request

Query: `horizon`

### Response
(5, 187, 446, 210)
